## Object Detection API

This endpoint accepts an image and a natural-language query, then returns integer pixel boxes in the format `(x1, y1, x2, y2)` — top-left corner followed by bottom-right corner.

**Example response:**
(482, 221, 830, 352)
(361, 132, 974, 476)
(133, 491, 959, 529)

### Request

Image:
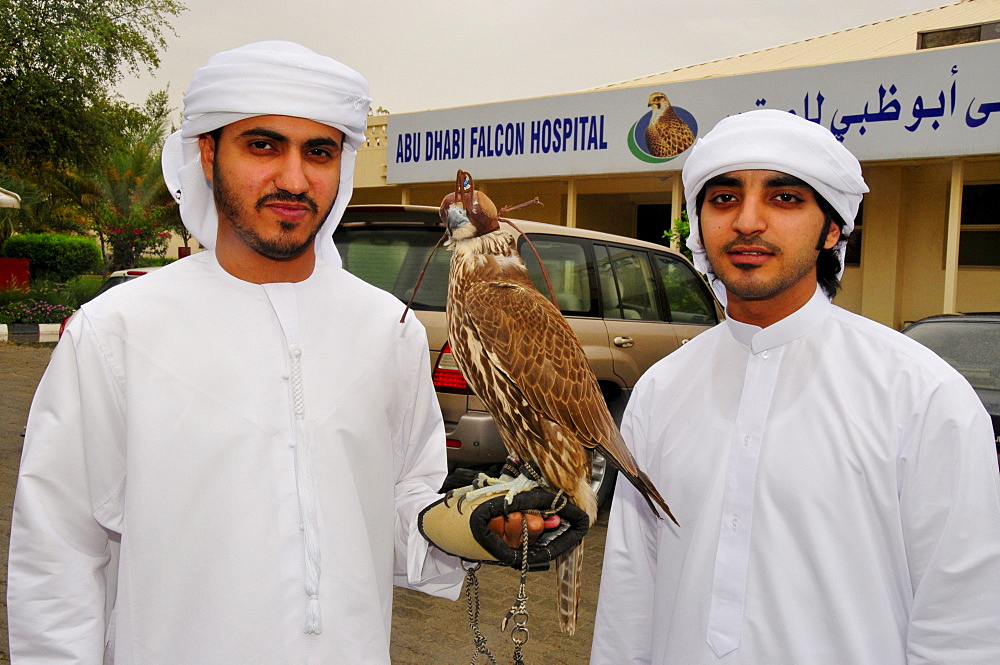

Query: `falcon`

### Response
(645, 92, 695, 158)
(441, 170, 677, 635)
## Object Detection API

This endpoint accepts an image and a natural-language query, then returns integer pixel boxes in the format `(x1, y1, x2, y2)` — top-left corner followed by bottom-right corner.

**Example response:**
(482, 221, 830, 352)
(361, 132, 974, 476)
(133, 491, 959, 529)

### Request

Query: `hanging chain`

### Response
(463, 490, 568, 665)
(501, 514, 532, 665)
(465, 563, 499, 665)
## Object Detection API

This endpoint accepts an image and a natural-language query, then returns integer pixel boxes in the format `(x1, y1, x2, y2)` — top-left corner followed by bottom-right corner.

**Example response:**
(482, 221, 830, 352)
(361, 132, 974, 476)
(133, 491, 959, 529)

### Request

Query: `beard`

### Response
(710, 234, 819, 301)
(212, 162, 335, 261)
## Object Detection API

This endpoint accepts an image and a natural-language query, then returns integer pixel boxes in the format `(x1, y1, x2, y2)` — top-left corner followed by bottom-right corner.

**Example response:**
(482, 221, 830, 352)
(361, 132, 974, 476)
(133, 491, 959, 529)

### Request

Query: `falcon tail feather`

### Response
(556, 539, 584, 635)
(605, 452, 679, 526)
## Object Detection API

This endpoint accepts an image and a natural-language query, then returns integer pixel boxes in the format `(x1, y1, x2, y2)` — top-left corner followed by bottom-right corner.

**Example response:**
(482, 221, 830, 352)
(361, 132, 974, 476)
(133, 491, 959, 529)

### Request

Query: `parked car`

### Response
(334, 204, 722, 504)
(90, 266, 163, 300)
(58, 267, 163, 338)
(901, 313, 1000, 462)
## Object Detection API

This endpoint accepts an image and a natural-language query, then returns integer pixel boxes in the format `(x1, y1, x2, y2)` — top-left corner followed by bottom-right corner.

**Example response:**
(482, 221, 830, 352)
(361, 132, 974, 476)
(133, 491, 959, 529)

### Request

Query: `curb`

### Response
(0, 323, 62, 343)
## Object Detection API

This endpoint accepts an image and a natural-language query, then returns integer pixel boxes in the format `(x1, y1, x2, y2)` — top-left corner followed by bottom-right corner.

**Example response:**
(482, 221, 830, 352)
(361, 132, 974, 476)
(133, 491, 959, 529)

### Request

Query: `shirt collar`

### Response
(725, 286, 832, 354)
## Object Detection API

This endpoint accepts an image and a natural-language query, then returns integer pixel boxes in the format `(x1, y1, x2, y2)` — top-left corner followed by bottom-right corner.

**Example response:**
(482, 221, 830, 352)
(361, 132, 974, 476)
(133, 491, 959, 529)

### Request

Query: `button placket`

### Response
(707, 345, 784, 657)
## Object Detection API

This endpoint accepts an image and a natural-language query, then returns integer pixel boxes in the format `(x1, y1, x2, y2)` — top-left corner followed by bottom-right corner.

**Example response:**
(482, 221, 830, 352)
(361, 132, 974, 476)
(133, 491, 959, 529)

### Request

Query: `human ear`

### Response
(198, 134, 216, 183)
(822, 220, 842, 250)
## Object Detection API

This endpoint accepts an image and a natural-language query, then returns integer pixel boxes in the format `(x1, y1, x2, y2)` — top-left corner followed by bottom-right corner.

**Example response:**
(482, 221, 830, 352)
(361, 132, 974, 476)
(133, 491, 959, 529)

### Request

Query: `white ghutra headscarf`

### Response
(681, 109, 869, 304)
(161, 41, 371, 266)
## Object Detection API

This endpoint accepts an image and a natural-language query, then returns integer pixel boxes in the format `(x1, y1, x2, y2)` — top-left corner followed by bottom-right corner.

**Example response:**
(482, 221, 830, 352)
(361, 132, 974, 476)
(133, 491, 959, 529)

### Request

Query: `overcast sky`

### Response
(116, 0, 957, 118)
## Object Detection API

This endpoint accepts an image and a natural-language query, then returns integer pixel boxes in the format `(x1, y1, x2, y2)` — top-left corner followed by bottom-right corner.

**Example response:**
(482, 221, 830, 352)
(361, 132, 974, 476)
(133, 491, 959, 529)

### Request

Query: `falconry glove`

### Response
(419, 486, 590, 572)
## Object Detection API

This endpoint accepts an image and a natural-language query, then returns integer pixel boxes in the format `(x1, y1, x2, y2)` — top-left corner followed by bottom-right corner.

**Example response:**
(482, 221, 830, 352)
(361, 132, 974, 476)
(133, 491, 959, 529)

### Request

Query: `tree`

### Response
(663, 210, 693, 262)
(0, 0, 185, 173)
(0, 169, 86, 249)
(46, 91, 178, 271)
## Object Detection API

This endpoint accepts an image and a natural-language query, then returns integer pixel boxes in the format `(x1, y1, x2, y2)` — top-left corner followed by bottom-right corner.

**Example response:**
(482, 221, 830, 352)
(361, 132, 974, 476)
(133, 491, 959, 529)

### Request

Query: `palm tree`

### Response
(0, 169, 87, 248)
(45, 91, 178, 272)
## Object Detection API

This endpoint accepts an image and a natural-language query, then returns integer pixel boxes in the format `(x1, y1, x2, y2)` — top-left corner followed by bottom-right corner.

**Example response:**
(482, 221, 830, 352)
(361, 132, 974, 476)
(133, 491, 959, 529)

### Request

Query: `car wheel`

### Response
(591, 450, 618, 508)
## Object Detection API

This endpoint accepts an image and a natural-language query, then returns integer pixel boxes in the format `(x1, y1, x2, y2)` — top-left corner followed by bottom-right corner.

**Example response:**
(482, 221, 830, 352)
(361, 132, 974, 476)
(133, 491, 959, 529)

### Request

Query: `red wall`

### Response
(0, 258, 30, 290)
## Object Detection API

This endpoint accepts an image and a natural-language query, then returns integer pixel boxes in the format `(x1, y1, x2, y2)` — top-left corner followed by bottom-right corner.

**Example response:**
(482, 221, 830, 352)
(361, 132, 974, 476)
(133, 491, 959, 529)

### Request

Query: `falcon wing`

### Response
(461, 279, 615, 447)
(460, 278, 676, 523)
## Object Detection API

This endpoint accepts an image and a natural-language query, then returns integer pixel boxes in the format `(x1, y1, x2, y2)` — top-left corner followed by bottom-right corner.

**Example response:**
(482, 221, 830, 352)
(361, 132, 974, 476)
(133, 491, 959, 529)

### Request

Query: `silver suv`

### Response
(334, 204, 721, 504)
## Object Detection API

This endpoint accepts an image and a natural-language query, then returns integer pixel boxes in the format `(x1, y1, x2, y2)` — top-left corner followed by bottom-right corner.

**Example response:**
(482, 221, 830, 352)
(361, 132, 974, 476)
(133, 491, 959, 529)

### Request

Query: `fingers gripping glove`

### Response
(418, 487, 589, 571)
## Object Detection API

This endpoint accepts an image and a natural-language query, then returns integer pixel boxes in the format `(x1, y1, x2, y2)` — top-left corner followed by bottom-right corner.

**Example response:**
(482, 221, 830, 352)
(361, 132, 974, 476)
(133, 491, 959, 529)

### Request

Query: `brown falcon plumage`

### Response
(441, 170, 677, 635)
(645, 92, 695, 158)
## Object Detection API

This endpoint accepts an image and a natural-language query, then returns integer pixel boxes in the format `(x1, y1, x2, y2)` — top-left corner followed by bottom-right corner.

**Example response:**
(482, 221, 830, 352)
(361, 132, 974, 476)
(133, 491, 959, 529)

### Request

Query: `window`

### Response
(335, 226, 451, 310)
(653, 253, 718, 325)
(918, 21, 1000, 49)
(841, 200, 864, 267)
(595, 244, 662, 321)
(960, 183, 1000, 268)
(519, 236, 594, 315)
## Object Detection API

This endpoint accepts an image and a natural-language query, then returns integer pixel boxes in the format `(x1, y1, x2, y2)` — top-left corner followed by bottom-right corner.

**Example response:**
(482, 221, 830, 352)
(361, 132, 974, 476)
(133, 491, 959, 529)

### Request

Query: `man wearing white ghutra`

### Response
(8, 41, 472, 664)
(591, 109, 1000, 665)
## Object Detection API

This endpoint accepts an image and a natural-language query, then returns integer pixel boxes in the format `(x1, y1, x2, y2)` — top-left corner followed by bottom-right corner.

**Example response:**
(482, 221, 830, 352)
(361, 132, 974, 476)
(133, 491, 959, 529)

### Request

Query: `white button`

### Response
(761, 350, 769, 359)
(731, 517, 740, 529)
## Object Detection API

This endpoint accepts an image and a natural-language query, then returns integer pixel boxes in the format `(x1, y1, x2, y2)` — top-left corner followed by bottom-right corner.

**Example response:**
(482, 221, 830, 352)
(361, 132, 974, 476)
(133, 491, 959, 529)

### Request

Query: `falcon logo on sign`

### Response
(629, 92, 698, 163)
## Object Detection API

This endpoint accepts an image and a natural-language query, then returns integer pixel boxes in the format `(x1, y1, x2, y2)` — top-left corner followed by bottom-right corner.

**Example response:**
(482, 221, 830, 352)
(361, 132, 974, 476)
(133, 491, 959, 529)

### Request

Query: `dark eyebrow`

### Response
(238, 127, 288, 143)
(304, 137, 341, 151)
(704, 174, 742, 189)
(237, 128, 341, 150)
(765, 174, 810, 189)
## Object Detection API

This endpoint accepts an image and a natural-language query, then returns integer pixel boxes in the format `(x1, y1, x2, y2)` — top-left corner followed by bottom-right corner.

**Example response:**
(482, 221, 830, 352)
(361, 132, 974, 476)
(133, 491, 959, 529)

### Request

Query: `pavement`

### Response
(0, 341, 606, 664)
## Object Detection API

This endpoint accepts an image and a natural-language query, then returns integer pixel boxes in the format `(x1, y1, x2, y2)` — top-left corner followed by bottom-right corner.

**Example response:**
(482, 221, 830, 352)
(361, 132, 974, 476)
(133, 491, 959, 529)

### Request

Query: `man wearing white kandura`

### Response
(591, 109, 1000, 665)
(7, 41, 471, 664)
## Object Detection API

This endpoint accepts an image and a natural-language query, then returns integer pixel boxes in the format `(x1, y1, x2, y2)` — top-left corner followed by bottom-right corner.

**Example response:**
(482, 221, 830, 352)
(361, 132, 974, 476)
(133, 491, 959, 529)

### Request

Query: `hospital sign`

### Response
(387, 39, 1000, 185)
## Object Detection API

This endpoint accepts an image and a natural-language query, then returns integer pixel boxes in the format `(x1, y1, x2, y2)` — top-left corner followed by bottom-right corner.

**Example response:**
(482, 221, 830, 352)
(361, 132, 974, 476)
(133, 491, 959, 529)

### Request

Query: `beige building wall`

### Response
(826, 157, 1000, 329)
(347, 3, 1000, 330)
(355, 142, 1000, 329)
(356, 67, 1000, 331)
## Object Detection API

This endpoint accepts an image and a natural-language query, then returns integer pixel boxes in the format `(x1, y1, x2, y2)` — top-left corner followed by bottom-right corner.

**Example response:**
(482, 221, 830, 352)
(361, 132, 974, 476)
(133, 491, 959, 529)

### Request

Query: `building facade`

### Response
(351, 0, 1000, 329)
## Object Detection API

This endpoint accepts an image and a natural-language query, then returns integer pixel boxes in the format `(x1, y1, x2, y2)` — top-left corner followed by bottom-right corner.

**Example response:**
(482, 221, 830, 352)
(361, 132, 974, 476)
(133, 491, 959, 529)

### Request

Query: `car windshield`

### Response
(334, 226, 450, 311)
(905, 321, 1000, 391)
(90, 275, 134, 300)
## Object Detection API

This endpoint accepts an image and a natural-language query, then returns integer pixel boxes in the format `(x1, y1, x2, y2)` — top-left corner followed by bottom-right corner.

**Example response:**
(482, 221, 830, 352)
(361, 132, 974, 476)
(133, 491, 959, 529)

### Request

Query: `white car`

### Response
(58, 267, 163, 338)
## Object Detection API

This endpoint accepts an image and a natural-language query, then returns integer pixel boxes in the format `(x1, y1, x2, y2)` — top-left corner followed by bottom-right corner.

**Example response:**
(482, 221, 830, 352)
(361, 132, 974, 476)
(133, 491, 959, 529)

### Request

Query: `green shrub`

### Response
(65, 275, 105, 307)
(0, 275, 102, 324)
(137, 256, 176, 268)
(0, 286, 30, 309)
(1, 233, 102, 282)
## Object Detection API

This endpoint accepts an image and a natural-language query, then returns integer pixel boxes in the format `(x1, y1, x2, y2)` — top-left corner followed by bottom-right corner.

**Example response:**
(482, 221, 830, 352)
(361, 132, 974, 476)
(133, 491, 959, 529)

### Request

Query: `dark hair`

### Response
(812, 192, 847, 299)
(694, 175, 847, 299)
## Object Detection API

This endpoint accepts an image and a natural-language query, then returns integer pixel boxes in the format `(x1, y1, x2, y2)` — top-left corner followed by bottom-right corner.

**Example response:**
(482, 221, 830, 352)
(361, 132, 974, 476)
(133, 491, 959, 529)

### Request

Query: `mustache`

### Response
(722, 234, 781, 255)
(256, 190, 319, 214)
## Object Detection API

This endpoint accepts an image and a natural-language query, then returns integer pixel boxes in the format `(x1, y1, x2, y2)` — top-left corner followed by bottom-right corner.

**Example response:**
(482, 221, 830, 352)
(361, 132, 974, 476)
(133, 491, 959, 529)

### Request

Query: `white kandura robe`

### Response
(591, 288, 1000, 665)
(8, 251, 465, 665)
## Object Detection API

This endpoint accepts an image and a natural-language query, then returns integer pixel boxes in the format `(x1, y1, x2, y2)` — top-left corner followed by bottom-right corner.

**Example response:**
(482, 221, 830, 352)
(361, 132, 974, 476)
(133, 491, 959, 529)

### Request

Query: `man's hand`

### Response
(418, 488, 587, 570)
(488, 512, 559, 548)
